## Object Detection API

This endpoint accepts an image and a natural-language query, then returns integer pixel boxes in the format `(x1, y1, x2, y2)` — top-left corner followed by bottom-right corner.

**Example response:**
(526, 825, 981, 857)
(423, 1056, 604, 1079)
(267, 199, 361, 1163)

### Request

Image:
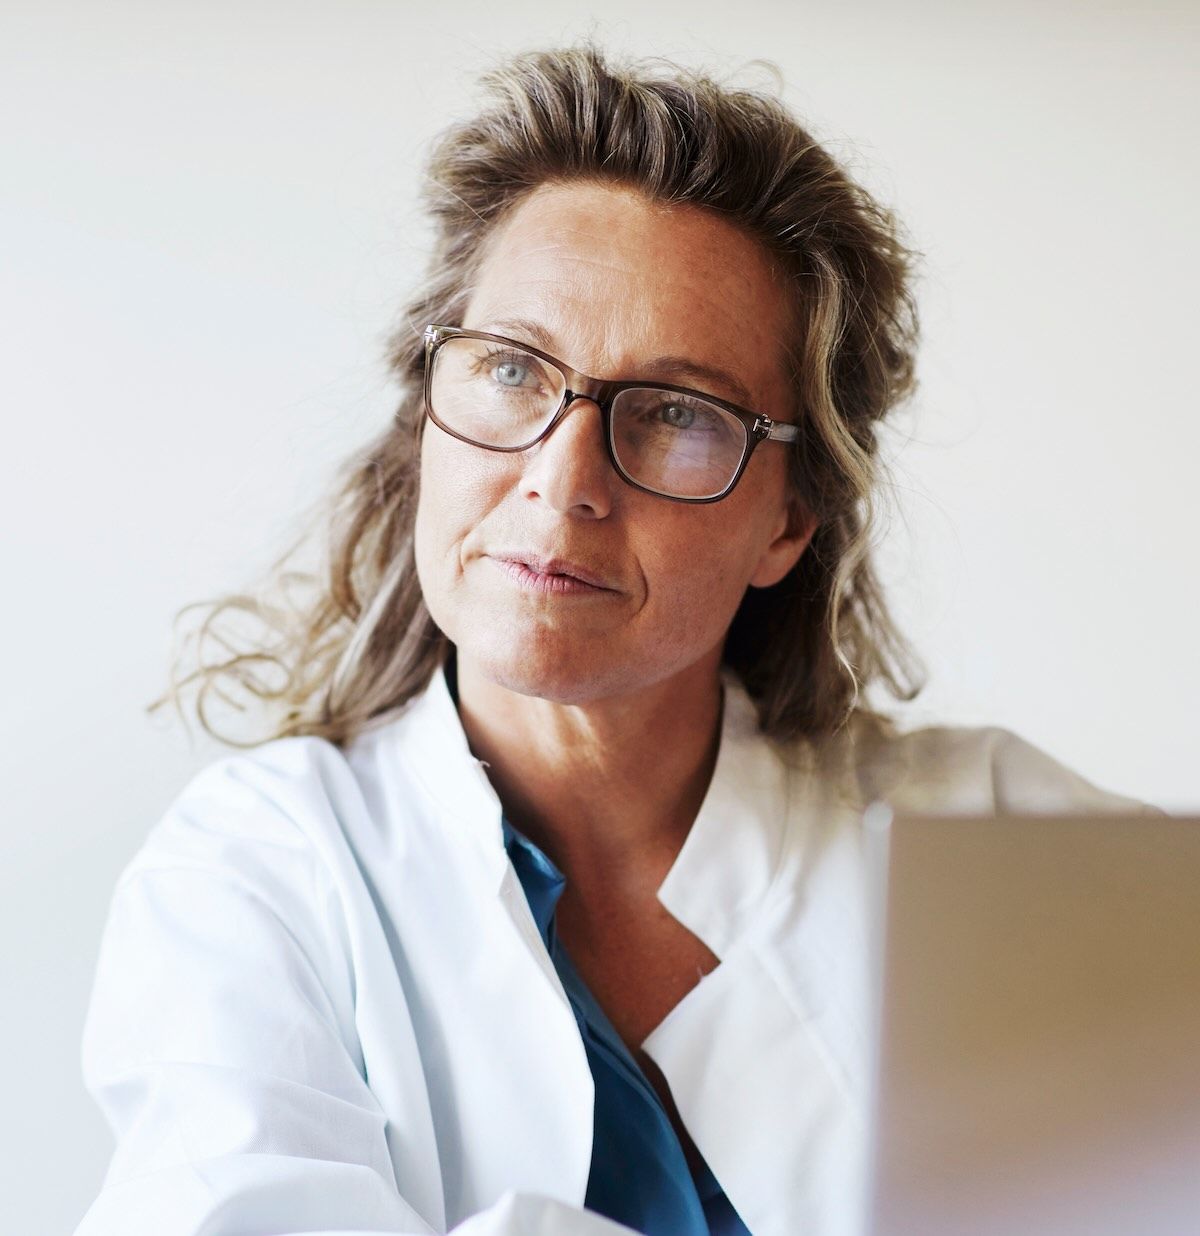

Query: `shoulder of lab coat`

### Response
(74, 693, 629, 1236)
(637, 703, 1155, 1236)
(74, 666, 1152, 1236)
(848, 714, 1158, 817)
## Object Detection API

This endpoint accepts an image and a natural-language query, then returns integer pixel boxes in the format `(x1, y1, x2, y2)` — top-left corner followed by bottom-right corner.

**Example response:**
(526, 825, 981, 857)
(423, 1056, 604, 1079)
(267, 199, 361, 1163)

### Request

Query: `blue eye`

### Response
(494, 360, 530, 387)
(659, 402, 696, 429)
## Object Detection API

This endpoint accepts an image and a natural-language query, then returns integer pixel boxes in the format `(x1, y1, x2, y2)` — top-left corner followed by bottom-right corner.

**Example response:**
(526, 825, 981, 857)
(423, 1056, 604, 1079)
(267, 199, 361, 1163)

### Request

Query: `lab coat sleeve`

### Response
(74, 755, 635, 1236)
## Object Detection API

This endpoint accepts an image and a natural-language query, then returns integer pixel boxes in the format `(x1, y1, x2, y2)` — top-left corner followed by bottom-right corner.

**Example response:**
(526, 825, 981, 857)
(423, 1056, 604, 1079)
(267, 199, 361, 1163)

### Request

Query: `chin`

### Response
(466, 633, 620, 704)
(460, 622, 707, 708)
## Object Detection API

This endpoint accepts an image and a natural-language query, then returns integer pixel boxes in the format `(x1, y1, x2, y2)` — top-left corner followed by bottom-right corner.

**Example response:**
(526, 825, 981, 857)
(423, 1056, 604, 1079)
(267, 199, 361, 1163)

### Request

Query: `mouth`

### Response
(490, 552, 618, 594)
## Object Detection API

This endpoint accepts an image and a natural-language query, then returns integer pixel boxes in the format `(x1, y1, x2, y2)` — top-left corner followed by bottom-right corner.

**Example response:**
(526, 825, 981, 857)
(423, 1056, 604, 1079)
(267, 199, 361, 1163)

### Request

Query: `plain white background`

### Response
(3, 1, 1197, 1230)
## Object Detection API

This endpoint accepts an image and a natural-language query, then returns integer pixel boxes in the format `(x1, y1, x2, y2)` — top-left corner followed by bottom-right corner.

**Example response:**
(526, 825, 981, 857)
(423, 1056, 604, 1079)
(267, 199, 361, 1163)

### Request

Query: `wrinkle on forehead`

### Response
(464, 180, 794, 410)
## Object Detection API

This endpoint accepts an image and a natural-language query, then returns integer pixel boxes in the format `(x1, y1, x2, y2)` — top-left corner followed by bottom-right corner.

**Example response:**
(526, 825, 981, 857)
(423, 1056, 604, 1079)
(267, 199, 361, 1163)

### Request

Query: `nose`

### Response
(518, 394, 616, 519)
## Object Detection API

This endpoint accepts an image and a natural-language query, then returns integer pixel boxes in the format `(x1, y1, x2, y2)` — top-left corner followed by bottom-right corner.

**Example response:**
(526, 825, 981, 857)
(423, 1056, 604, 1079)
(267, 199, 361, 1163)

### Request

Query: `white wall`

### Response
(3, 1, 1196, 1230)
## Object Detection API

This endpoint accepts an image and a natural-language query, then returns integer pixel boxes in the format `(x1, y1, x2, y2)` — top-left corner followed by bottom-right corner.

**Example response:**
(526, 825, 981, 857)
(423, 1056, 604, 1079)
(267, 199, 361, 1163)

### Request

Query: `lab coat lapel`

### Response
(388, 664, 872, 1229)
(643, 675, 871, 1236)
(386, 667, 597, 1213)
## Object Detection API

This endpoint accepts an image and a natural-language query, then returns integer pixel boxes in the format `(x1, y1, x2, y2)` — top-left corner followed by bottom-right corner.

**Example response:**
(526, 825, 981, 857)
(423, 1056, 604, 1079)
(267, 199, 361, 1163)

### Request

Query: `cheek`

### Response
(411, 471, 441, 615)
(413, 437, 443, 576)
(414, 437, 470, 596)
(414, 433, 517, 597)
(635, 518, 761, 635)
(645, 470, 791, 621)
(418, 435, 492, 536)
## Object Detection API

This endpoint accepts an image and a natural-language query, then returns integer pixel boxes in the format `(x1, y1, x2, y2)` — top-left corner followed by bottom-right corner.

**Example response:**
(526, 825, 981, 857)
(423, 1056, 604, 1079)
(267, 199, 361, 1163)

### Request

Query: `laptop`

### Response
(861, 805, 1200, 1236)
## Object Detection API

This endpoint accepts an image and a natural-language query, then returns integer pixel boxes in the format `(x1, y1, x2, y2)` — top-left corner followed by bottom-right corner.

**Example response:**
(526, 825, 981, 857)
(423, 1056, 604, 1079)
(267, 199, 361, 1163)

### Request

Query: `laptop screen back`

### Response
(864, 809, 1200, 1236)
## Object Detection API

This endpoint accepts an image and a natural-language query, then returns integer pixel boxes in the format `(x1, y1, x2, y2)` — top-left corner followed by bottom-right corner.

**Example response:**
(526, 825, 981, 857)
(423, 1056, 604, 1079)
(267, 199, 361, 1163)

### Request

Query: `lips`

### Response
(491, 551, 616, 591)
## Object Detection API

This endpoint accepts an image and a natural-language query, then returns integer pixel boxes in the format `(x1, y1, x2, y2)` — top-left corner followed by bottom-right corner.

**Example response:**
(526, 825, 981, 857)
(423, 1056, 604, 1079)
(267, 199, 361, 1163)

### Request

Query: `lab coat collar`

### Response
(393, 658, 792, 931)
(392, 656, 510, 887)
(654, 667, 792, 959)
(388, 657, 868, 1232)
(645, 712, 871, 1236)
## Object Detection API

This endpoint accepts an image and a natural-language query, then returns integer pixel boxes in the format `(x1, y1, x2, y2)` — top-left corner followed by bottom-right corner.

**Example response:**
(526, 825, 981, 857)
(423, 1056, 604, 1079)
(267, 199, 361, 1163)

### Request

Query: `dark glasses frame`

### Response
(421, 323, 800, 504)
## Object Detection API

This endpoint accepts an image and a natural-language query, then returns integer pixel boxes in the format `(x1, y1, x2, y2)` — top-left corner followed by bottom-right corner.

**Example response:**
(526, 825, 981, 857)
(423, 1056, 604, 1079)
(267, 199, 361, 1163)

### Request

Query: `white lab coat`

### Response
(75, 665, 1147, 1236)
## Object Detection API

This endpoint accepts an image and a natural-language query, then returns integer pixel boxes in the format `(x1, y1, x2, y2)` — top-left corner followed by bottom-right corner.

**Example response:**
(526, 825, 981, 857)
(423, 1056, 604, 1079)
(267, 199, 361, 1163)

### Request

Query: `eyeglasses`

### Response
(421, 324, 799, 503)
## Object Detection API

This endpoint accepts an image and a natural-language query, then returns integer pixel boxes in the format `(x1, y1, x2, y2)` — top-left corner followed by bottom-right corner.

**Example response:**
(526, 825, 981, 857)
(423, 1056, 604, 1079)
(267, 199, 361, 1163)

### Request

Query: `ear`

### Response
(748, 497, 818, 589)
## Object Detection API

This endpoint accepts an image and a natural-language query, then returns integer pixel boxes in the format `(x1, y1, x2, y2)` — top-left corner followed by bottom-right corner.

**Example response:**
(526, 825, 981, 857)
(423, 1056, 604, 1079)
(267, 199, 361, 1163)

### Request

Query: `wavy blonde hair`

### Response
(152, 43, 924, 750)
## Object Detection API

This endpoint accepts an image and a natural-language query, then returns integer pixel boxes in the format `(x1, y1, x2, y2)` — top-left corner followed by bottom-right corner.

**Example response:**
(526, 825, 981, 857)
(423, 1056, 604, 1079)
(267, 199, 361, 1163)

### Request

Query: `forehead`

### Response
(464, 180, 794, 409)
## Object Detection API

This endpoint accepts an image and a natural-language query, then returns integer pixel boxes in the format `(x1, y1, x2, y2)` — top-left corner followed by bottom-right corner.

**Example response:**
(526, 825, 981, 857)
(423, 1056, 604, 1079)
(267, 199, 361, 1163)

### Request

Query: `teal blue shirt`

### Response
(501, 814, 751, 1235)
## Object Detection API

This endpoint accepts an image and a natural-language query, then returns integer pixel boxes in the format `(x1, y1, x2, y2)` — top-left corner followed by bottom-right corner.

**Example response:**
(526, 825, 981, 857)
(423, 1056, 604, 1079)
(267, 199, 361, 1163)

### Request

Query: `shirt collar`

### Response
(501, 814, 566, 944)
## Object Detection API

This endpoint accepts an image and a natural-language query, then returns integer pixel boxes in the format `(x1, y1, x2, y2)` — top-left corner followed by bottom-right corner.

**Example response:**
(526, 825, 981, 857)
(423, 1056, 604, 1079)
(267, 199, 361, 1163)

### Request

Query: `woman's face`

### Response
(414, 180, 813, 705)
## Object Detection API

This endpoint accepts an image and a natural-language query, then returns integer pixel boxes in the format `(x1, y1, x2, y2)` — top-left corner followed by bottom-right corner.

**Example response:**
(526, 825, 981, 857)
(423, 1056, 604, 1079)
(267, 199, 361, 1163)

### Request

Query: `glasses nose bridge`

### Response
(543, 373, 618, 438)
(564, 362, 618, 406)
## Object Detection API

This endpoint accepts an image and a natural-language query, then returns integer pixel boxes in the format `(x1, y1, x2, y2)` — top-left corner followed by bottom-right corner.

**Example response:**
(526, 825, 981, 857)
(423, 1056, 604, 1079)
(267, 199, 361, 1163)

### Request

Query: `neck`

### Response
(451, 649, 725, 905)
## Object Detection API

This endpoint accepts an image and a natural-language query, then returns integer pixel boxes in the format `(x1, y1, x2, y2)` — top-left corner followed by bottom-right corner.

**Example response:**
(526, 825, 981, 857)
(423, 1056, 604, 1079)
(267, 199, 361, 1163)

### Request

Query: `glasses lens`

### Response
(429, 336, 566, 447)
(610, 388, 747, 500)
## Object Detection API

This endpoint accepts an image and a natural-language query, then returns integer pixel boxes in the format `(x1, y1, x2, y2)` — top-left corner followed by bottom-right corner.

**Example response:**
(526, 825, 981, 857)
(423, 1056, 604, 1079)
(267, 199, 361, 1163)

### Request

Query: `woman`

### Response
(75, 45, 1142, 1236)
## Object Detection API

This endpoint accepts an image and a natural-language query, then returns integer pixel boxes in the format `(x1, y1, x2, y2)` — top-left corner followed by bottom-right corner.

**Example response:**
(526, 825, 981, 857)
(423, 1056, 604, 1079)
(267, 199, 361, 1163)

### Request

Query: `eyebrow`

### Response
(478, 316, 760, 410)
